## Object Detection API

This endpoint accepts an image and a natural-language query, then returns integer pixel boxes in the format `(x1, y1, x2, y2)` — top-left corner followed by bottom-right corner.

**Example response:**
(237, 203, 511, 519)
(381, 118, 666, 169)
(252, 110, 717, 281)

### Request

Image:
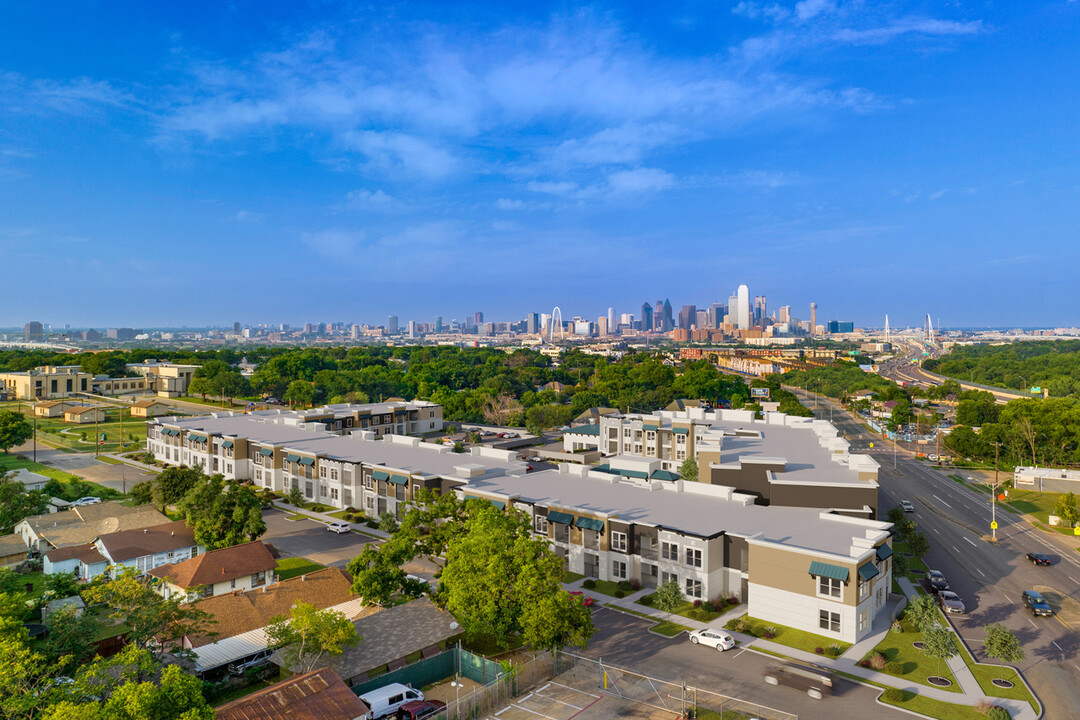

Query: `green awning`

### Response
(672, 427, 690, 435)
(221, 440, 234, 449)
(618, 469, 649, 479)
(259, 448, 273, 457)
(372, 470, 390, 481)
(876, 544, 894, 561)
(569, 424, 600, 436)
(299, 457, 315, 466)
(642, 423, 659, 431)
(547, 511, 574, 525)
(858, 563, 880, 581)
(809, 561, 849, 582)
(388, 474, 409, 485)
(489, 499, 506, 509)
(575, 517, 604, 532)
(285, 453, 300, 463)
(190, 434, 207, 443)
(591, 463, 614, 473)
(650, 470, 680, 481)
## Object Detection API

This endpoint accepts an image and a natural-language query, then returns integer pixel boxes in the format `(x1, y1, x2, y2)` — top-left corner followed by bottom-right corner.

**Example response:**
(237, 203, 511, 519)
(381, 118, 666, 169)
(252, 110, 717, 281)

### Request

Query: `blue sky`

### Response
(2, 1, 1079, 329)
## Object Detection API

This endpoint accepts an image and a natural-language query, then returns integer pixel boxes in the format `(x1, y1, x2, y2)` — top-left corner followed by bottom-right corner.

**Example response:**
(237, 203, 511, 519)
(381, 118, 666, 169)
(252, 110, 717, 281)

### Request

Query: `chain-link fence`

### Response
(446, 649, 581, 720)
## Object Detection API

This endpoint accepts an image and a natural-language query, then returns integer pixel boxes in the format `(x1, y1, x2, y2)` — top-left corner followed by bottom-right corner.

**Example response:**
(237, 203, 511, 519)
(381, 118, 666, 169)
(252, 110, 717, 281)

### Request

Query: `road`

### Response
(582, 608, 912, 720)
(876, 343, 1028, 404)
(792, 388, 1079, 719)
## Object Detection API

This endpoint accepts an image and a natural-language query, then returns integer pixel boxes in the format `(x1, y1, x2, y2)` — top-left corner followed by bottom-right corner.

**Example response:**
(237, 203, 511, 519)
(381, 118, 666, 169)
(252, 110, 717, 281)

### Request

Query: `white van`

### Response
(360, 683, 424, 719)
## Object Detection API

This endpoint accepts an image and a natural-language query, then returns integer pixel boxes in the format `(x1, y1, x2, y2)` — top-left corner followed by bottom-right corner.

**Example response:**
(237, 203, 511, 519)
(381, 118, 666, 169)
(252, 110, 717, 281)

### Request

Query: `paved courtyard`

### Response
(488, 665, 676, 720)
(262, 508, 377, 567)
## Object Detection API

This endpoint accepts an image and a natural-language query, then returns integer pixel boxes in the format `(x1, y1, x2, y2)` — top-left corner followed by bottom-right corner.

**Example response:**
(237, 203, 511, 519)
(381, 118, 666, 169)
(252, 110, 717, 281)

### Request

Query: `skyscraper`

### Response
(24, 321, 43, 341)
(810, 303, 817, 336)
(754, 295, 766, 326)
(737, 285, 750, 329)
(474, 311, 484, 326)
(678, 305, 697, 329)
(663, 299, 674, 331)
(407, 320, 417, 338)
(641, 302, 654, 332)
(778, 305, 791, 324)
(526, 313, 539, 334)
(434, 316, 444, 333)
(388, 315, 399, 334)
(607, 307, 616, 335)
(654, 300, 665, 332)
(710, 303, 726, 329)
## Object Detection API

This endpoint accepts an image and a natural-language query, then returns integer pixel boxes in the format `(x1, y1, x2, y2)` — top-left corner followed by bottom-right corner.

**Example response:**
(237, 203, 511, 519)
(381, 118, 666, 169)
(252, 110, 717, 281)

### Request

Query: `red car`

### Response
(397, 700, 447, 720)
(570, 590, 594, 607)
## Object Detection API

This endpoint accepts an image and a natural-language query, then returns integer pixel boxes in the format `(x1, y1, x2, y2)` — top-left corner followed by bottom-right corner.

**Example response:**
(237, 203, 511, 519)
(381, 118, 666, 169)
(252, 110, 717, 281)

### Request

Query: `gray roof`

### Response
(462, 468, 883, 557)
(302, 598, 460, 679)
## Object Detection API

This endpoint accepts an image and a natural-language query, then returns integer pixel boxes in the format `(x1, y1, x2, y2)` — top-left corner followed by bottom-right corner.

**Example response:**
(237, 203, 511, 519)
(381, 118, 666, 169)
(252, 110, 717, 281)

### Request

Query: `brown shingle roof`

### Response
(44, 542, 107, 565)
(0, 534, 28, 559)
(147, 541, 276, 589)
(215, 667, 368, 720)
(132, 399, 167, 408)
(95, 519, 196, 562)
(187, 567, 356, 647)
(65, 406, 102, 415)
(18, 502, 170, 549)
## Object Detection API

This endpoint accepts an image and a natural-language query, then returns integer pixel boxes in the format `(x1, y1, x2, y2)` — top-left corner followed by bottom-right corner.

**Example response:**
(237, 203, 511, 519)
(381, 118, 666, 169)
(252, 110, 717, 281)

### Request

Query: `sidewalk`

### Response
(271, 499, 391, 540)
(562, 578, 747, 632)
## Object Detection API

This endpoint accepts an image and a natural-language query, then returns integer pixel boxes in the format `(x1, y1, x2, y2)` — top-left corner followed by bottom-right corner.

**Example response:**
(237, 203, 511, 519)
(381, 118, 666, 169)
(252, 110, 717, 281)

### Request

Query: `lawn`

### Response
(650, 620, 690, 637)
(582, 579, 626, 597)
(0, 454, 82, 483)
(867, 622, 961, 693)
(275, 557, 326, 580)
(636, 593, 731, 622)
(562, 570, 585, 583)
(96, 455, 123, 465)
(725, 614, 851, 656)
(892, 540, 929, 577)
(831, 671, 992, 720)
(326, 508, 367, 521)
(957, 636, 1040, 712)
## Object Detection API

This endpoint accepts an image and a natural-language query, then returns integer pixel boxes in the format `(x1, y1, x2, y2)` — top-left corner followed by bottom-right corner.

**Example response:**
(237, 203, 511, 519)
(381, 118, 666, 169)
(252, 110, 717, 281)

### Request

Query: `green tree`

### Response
(82, 567, 215, 661)
(0, 472, 50, 535)
(377, 511, 399, 534)
(652, 580, 684, 616)
(284, 380, 314, 408)
(904, 593, 941, 633)
(42, 605, 99, 676)
(1053, 492, 1079, 528)
(438, 503, 593, 651)
(151, 466, 203, 514)
(129, 481, 153, 505)
(525, 404, 573, 435)
(0, 411, 33, 454)
(921, 625, 958, 680)
(285, 484, 305, 508)
(0, 624, 55, 719)
(265, 601, 359, 674)
(42, 571, 80, 601)
(983, 623, 1025, 681)
(678, 458, 698, 483)
(907, 531, 930, 565)
(178, 475, 266, 550)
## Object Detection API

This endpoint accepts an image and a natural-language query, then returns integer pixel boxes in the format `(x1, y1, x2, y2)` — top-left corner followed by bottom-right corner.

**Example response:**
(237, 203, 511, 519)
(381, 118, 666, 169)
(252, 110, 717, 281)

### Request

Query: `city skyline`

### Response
(2, 2, 1079, 327)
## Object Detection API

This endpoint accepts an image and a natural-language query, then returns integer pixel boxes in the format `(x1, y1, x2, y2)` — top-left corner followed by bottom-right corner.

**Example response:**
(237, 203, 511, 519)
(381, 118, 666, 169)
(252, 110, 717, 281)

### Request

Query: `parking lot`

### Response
(262, 508, 378, 567)
(489, 667, 675, 720)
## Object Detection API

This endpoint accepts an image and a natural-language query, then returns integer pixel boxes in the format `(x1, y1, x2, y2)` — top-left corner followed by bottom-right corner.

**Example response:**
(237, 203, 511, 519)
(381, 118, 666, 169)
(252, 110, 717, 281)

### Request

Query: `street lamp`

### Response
(451, 679, 463, 720)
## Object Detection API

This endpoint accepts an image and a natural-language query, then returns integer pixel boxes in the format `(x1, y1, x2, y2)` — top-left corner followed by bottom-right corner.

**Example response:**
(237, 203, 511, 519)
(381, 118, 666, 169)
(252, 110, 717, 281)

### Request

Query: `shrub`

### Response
(815, 647, 824, 655)
(885, 662, 903, 675)
(750, 625, 767, 639)
(881, 688, 903, 703)
(630, 580, 641, 591)
(986, 708, 1011, 720)
(891, 619, 903, 633)
(365, 520, 379, 529)
(618, 580, 632, 592)
(974, 700, 994, 715)
(345, 506, 356, 513)
(582, 579, 596, 590)
(693, 599, 702, 608)
(824, 644, 843, 658)
(614, 589, 625, 598)
(701, 600, 715, 613)
(762, 630, 775, 639)
(727, 595, 738, 606)
(639, 594, 654, 607)
(869, 653, 888, 671)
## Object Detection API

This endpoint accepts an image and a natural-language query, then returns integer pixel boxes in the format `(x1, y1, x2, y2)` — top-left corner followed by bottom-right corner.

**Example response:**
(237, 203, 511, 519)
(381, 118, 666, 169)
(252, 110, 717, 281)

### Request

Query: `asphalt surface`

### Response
(792, 388, 1079, 719)
(261, 508, 377, 567)
(582, 608, 912, 720)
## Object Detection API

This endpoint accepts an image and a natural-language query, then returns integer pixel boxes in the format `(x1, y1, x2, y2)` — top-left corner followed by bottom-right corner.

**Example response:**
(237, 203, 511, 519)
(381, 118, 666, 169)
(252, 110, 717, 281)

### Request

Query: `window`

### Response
(612, 560, 627, 579)
(533, 515, 548, 534)
(365, 496, 375, 510)
(321, 486, 328, 498)
(685, 548, 702, 568)
(661, 541, 679, 561)
(320, 465, 327, 478)
(330, 468, 339, 480)
(859, 579, 870, 602)
(685, 579, 702, 598)
(331, 488, 339, 500)
(818, 576, 842, 599)
(820, 610, 840, 633)
(611, 531, 628, 552)
(661, 571, 678, 586)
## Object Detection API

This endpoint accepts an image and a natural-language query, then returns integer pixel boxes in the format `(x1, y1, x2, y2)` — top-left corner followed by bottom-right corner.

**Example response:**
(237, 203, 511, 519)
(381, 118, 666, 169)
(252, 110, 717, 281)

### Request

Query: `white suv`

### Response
(688, 628, 736, 651)
(326, 521, 351, 534)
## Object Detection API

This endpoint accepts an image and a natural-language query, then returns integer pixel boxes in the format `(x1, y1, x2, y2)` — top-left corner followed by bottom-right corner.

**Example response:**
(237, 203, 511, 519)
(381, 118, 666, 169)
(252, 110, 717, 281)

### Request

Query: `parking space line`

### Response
(964, 537, 977, 547)
(534, 692, 582, 710)
(1001, 592, 1012, 603)
(952, 545, 961, 553)
(512, 703, 558, 720)
(1069, 576, 1079, 585)
(1053, 641, 1063, 651)
(537, 684, 551, 693)
(549, 682, 599, 698)
(933, 494, 952, 508)
(495, 707, 512, 716)
(1028, 618, 1038, 629)
(976, 568, 985, 576)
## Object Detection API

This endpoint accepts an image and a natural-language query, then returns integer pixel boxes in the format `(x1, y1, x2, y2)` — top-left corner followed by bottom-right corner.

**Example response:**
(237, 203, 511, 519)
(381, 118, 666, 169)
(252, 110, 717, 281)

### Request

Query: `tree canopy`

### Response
(266, 601, 359, 674)
(0, 411, 33, 454)
(0, 472, 50, 535)
(177, 474, 266, 550)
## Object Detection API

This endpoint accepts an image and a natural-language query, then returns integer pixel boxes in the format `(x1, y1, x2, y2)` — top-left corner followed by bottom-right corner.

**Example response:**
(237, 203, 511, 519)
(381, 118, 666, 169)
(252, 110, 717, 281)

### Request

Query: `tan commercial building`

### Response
(0, 366, 92, 400)
(125, 360, 199, 397)
(130, 399, 171, 418)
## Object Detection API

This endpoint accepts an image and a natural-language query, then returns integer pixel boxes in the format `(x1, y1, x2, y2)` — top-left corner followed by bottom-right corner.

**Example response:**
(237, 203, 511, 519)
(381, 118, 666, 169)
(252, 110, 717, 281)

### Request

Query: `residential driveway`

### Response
(581, 608, 913, 720)
(261, 508, 377, 568)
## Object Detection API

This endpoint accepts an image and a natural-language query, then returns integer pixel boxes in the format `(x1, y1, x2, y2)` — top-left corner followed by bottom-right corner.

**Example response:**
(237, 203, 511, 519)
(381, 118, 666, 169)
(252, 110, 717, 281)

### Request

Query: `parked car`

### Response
(326, 521, 351, 534)
(526, 465, 534, 472)
(569, 590, 594, 607)
(928, 454, 938, 461)
(72, 497, 102, 506)
(228, 648, 273, 676)
(937, 591, 966, 614)
(1022, 590, 1054, 617)
(900, 500, 915, 513)
(529, 456, 542, 462)
(396, 700, 447, 720)
(763, 662, 833, 700)
(359, 683, 424, 720)
(927, 570, 949, 594)
(505, 432, 519, 439)
(1026, 552, 1051, 566)
(688, 628, 736, 652)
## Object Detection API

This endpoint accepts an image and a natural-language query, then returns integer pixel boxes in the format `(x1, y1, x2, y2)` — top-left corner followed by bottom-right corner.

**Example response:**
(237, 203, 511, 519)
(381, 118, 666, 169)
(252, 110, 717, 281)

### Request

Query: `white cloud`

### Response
(928, 188, 949, 200)
(301, 229, 365, 259)
(832, 18, 983, 45)
(526, 180, 580, 196)
(496, 198, 526, 210)
(344, 188, 398, 210)
(607, 168, 675, 194)
(795, 0, 836, 22)
(342, 131, 457, 179)
(732, 2, 791, 22)
(230, 210, 264, 222)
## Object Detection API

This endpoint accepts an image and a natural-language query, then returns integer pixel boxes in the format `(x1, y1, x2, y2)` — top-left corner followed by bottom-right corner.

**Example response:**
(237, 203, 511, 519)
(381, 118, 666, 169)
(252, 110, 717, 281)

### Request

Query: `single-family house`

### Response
(34, 400, 83, 418)
(148, 541, 277, 601)
(63, 406, 107, 424)
(94, 519, 201, 575)
(214, 667, 369, 720)
(8, 468, 49, 492)
(130, 399, 171, 418)
(43, 543, 108, 579)
(0, 534, 29, 569)
(15, 502, 169, 552)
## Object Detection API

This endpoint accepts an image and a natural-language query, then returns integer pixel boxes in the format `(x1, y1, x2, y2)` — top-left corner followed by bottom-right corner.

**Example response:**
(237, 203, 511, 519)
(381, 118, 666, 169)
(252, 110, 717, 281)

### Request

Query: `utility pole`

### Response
(991, 442, 1003, 541)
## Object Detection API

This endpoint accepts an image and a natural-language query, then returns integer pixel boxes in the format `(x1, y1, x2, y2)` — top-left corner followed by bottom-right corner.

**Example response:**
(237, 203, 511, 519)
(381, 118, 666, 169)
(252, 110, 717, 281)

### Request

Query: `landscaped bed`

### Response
(637, 592, 737, 622)
(725, 614, 851, 656)
(957, 634, 1040, 712)
(863, 620, 961, 693)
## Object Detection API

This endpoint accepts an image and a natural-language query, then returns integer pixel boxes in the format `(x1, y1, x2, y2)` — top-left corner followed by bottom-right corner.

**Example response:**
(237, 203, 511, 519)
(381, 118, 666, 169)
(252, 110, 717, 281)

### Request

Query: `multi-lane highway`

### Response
(792, 388, 1079, 719)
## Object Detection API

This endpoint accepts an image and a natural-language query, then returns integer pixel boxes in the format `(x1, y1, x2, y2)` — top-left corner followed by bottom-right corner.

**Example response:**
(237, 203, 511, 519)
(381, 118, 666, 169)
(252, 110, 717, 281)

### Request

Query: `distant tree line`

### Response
(924, 340, 1080, 396)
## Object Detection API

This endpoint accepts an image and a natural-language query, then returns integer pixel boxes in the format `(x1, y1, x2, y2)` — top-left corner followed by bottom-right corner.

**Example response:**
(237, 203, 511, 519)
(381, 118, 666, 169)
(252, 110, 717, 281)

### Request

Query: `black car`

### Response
(1027, 552, 1051, 566)
(927, 570, 949, 594)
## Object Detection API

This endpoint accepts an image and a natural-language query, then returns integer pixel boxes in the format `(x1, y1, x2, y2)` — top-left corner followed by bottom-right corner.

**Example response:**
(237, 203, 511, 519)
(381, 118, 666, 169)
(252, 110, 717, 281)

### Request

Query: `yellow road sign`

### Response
(990, 521, 998, 530)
